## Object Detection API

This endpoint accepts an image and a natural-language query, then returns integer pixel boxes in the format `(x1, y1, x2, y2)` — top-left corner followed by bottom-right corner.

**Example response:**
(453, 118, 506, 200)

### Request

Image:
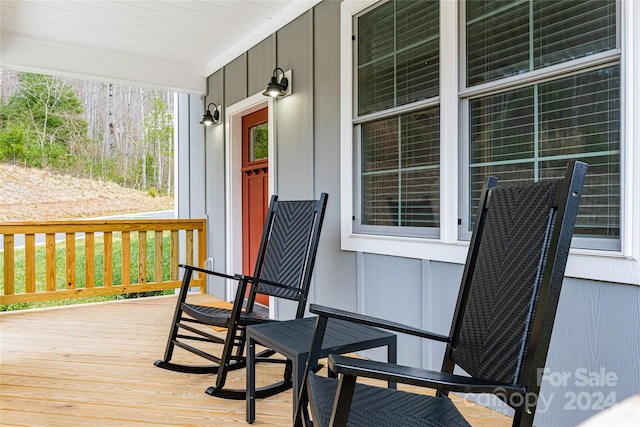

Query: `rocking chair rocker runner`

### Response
(155, 193, 328, 400)
(296, 161, 587, 427)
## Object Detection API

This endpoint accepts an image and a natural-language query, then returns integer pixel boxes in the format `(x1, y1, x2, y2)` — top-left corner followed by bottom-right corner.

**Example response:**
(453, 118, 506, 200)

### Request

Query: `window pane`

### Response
(358, 1, 394, 65)
(396, 0, 439, 51)
(400, 169, 440, 227)
(470, 87, 535, 165)
(359, 58, 396, 115)
(467, 0, 617, 86)
(361, 107, 440, 228)
(402, 109, 440, 169)
(535, 0, 617, 69)
(357, 0, 439, 115)
(538, 66, 620, 239)
(358, 1, 395, 115)
(397, 38, 439, 106)
(540, 156, 619, 238)
(396, 0, 440, 105)
(469, 162, 535, 228)
(469, 66, 620, 242)
(362, 172, 399, 226)
(362, 116, 398, 174)
(538, 67, 620, 158)
(467, 1, 530, 85)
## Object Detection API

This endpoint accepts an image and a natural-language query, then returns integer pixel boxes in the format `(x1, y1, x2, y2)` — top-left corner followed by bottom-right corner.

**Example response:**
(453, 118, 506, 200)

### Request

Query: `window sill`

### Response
(341, 233, 639, 286)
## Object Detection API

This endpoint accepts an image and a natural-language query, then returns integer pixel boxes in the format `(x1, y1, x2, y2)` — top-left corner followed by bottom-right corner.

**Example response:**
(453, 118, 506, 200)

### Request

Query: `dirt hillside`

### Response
(0, 164, 174, 221)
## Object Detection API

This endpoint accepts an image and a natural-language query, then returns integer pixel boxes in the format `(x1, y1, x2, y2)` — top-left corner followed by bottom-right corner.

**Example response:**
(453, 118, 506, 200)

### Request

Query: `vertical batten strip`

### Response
(66, 233, 76, 289)
(25, 234, 36, 293)
(3, 235, 15, 295)
(155, 230, 163, 282)
(104, 232, 113, 287)
(122, 231, 131, 286)
(170, 230, 179, 280)
(85, 232, 95, 288)
(46, 233, 56, 291)
(139, 231, 147, 283)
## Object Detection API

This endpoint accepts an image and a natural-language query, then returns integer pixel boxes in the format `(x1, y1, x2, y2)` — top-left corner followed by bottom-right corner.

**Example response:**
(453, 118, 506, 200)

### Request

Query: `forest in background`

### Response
(0, 69, 175, 196)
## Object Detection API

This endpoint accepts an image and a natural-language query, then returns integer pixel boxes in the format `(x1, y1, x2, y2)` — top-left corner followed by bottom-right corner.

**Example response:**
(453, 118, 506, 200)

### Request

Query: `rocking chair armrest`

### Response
(310, 304, 450, 343)
(235, 273, 303, 294)
(178, 264, 237, 281)
(328, 355, 525, 396)
(178, 264, 300, 295)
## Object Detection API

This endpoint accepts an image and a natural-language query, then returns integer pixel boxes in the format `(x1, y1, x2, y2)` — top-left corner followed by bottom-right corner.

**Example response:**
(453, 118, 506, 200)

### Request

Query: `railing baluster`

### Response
(170, 230, 179, 280)
(66, 233, 76, 290)
(46, 233, 56, 292)
(122, 231, 131, 286)
(138, 231, 147, 284)
(155, 230, 163, 283)
(25, 234, 36, 293)
(86, 232, 95, 288)
(104, 232, 113, 287)
(186, 230, 194, 266)
(3, 235, 15, 295)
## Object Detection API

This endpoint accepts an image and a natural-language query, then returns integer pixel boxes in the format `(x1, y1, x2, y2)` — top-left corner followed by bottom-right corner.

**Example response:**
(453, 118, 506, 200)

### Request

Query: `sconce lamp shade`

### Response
(200, 103, 221, 125)
(263, 68, 290, 98)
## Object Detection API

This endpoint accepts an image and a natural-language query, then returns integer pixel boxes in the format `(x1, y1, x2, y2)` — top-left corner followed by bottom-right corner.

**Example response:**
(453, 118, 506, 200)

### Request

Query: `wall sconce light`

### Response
(200, 102, 221, 126)
(262, 67, 292, 98)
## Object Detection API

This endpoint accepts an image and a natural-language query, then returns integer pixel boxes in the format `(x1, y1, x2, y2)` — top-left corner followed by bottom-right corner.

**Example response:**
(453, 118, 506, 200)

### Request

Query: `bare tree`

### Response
(2, 69, 175, 196)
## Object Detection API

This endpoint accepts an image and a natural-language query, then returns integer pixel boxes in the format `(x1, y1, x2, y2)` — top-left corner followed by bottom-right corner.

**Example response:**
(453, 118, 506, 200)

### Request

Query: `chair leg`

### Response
(154, 268, 221, 374)
(205, 325, 293, 400)
(202, 278, 293, 399)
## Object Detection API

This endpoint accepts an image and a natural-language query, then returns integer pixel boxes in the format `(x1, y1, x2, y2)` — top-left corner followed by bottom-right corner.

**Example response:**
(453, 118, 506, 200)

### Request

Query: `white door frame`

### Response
(224, 92, 276, 312)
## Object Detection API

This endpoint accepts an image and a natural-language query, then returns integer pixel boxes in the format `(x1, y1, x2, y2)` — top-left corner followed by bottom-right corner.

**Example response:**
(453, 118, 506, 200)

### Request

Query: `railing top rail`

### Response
(0, 218, 206, 234)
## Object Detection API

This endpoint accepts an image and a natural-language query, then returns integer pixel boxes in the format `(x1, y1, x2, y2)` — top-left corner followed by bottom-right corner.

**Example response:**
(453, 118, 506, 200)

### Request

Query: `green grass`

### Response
(1, 232, 175, 311)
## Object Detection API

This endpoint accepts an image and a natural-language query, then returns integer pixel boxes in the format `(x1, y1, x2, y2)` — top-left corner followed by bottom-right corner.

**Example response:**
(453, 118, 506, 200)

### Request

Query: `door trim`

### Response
(224, 92, 276, 313)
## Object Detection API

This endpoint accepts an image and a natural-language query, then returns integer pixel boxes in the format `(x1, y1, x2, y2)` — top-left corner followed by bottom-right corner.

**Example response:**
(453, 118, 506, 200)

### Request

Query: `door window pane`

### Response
(249, 123, 268, 162)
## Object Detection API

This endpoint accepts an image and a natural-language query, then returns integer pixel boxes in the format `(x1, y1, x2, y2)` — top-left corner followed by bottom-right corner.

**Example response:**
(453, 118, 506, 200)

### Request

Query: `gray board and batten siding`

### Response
(176, 1, 640, 425)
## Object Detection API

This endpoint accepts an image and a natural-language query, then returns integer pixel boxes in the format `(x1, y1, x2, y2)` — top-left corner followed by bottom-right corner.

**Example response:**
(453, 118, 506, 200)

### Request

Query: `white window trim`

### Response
(340, 0, 639, 285)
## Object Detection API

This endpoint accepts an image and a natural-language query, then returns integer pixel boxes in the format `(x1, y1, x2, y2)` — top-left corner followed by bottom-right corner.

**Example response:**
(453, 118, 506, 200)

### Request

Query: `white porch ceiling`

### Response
(0, 0, 320, 94)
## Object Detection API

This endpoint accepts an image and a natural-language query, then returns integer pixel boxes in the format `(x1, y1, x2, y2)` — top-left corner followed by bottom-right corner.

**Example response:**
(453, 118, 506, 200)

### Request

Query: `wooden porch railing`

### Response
(0, 219, 206, 305)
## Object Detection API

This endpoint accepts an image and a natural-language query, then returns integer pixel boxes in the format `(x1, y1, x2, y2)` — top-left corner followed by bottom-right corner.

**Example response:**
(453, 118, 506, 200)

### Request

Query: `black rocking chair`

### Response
(155, 193, 328, 400)
(296, 161, 587, 427)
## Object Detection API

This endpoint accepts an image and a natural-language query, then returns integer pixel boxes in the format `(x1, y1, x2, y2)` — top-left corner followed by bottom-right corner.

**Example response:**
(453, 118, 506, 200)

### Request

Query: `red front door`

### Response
(242, 108, 269, 306)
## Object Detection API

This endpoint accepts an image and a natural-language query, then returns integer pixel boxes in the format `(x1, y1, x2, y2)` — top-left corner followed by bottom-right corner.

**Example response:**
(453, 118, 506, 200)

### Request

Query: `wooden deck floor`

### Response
(1, 294, 512, 426)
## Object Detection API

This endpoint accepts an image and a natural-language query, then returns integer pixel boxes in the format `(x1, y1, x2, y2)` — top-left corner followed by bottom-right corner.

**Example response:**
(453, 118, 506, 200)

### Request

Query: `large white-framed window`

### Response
(460, 0, 621, 252)
(341, 0, 639, 285)
(353, 0, 441, 239)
